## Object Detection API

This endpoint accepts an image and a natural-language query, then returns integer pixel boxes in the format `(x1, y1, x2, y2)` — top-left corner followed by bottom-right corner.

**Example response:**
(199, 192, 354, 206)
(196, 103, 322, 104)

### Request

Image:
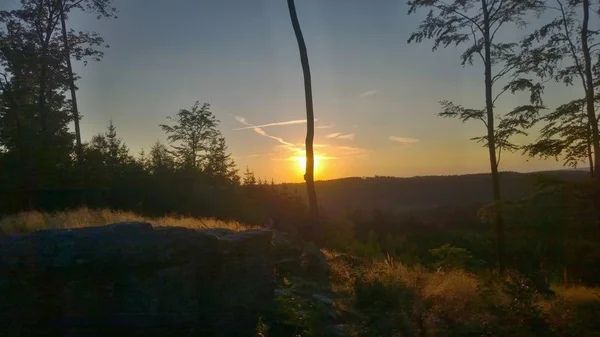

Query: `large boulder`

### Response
(0, 222, 275, 337)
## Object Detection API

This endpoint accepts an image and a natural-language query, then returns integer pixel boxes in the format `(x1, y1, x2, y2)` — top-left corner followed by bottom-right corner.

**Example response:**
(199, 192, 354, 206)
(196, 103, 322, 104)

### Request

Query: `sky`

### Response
(2, 0, 591, 182)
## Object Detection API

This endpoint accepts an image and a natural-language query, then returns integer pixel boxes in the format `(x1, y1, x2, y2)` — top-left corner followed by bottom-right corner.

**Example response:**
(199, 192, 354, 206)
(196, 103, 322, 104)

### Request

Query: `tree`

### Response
(523, 97, 597, 176)
(0, 7, 73, 208)
(160, 101, 218, 170)
(86, 120, 131, 177)
(148, 141, 174, 175)
(242, 166, 257, 186)
(516, 0, 600, 179)
(204, 134, 239, 184)
(287, 0, 320, 241)
(0, 0, 113, 210)
(57, 0, 116, 173)
(407, 0, 545, 272)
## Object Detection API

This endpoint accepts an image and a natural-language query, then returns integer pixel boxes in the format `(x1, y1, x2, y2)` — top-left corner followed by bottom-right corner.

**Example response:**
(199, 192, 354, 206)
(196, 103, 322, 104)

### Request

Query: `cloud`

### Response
(337, 133, 355, 140)
(316, 124, 335, 129)
(234, 119, 306, 131)
(358, 90, 377, 98)
(326, 133, 355, 141)
(235, 115, 369, 164)
(389, 136, 419, 144)
(234, 115, 296, 147)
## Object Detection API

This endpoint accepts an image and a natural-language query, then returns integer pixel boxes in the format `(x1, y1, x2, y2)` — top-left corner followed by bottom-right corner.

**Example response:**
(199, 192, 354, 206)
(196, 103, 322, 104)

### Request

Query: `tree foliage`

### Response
(523, 96, 598, 172)
(160, 101, 219, 170)
(515, 0, 600, 178)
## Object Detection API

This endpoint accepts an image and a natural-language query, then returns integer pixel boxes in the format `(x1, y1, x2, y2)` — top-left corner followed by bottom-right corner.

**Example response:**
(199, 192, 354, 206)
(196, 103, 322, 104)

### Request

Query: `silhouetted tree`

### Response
(242, 166, 257, 186)
(57, 0, 116, 183)
(523, 97, 597, 176)
(287, 0, 320, 241)
(515, 0, 600, 180)
(160, 101, 218, 170)
(147, 141, 175, 175)
(407, 0, 545, 272)
(204, 134, 239, 184)
(0, 0, 112, 210)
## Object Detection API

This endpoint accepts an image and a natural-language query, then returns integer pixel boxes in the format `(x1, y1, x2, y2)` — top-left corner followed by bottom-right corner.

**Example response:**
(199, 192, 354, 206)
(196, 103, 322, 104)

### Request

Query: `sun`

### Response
(294, 155, 321, 175)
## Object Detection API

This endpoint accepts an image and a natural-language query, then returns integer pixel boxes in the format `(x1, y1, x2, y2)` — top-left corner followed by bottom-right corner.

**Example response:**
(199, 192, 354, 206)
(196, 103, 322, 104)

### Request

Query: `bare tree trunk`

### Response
(588, 121, 595, 179)
(582, 0, 600, 179)
(287, 0, 319, 241)
(482, 0, 505, 273)
(581, 0, 600, 229)
(59, 1, 85, 203)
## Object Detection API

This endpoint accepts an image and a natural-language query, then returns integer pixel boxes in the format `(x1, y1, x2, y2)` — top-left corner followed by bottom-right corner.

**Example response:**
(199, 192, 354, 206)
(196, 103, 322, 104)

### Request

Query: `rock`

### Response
(271, 229, 291, 247)
(312, 293, 334, 305)
(0, 223, 275, 337)
(326, 308, 338, 320)
(274, 289, 288, 297)
(301, 242, 329, 279)
(198, 228, 236, 238)
(325, 324, 347, 336)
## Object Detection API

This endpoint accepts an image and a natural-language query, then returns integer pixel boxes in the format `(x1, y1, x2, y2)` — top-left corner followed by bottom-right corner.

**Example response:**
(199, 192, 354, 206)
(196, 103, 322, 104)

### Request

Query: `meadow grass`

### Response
(0, 207, 258, 235)
(326, 253, 600, 336)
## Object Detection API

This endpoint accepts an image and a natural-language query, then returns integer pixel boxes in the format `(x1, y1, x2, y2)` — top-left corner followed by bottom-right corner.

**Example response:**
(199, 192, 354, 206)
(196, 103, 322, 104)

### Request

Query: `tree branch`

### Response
(556, 0, 587, 91)
(437, 0, 485, 35)
(492, 63, 518, 84)
(496, 144, 502, 167)
(489, 0, 506, 22)
(470, 24, 486, 64)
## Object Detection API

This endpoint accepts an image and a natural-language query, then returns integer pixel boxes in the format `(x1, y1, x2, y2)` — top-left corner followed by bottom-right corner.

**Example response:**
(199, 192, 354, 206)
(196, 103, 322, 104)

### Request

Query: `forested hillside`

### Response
(280, 170, 590, 217)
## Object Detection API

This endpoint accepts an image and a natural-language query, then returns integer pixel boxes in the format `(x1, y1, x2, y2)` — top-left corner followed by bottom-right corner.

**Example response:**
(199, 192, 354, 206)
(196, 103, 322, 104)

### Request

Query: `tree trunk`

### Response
(59, 1, 84, 203)
(287, 0, 320, 241)
(588, 121, 595, 179)
(482, 0, 505, 273)
(581, 0, 600, 229)
(582, 0, 600, 179)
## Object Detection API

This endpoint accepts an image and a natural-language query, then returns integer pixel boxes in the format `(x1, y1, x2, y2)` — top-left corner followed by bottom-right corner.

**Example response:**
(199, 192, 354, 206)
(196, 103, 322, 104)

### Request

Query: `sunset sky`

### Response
(3, 0, 584, 182)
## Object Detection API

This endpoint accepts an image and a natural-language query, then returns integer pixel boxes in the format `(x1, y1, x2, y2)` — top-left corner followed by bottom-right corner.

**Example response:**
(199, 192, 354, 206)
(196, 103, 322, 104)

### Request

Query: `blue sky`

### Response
(3, 0, 586, 182)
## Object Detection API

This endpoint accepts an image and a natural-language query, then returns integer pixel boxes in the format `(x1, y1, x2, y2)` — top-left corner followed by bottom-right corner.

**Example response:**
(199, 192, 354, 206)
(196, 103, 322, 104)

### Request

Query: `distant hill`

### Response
(279, 169, 590, 217)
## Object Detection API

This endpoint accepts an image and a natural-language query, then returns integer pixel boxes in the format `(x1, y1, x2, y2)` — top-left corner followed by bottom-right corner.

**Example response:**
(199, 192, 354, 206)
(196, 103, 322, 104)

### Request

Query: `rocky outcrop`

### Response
(0, 222, 275, 337)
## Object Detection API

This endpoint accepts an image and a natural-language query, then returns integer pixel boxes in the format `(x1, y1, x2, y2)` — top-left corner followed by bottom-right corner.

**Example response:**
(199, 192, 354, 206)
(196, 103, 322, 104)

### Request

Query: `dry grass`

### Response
(327, 255, 600, 335)
(0, 207, 258, 235)
(552, 285, 600, 303)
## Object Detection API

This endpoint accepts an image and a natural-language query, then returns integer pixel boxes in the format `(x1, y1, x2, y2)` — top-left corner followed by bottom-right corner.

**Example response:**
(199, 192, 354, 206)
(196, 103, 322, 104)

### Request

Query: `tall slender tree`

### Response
(57, 0, 116, 167)
(407, 0, 545, 272)
(516, 0, 600, 178)
(59, 1, 81, 170)
(287, 0, 319, 241)
(514, 0, 600, 229)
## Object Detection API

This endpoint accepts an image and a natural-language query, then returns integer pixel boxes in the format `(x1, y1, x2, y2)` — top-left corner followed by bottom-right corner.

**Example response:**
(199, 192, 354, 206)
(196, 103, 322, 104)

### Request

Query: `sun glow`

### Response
(291, 152, 329, 179)
(295, 155, 320, 173)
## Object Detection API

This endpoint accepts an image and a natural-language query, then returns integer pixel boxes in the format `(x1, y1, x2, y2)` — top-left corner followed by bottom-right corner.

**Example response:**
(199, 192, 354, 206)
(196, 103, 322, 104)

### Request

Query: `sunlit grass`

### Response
(326, 254, 600, 335)
(0, 207, 258, 235)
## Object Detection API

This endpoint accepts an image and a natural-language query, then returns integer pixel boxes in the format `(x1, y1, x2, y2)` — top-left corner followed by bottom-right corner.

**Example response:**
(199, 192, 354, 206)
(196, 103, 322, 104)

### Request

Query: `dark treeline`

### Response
(0, 0, 309, 226)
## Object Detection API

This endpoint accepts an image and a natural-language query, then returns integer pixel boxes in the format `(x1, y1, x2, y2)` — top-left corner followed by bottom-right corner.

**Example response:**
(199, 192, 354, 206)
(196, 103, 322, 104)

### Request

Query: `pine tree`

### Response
(204, 134, 239, 184)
